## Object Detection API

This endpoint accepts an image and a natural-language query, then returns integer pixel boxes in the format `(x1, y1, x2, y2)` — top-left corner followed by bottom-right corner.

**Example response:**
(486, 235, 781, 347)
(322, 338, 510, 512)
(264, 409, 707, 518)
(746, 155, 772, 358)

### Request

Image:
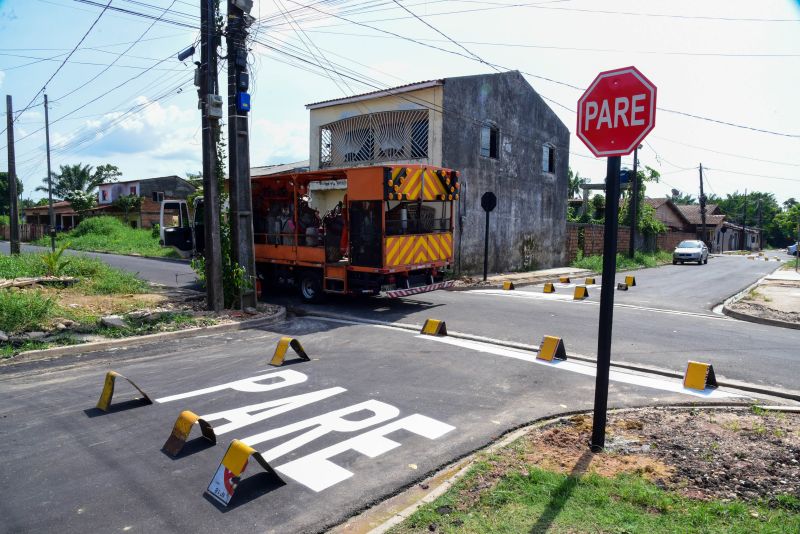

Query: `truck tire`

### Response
(298, 270, 324, 303)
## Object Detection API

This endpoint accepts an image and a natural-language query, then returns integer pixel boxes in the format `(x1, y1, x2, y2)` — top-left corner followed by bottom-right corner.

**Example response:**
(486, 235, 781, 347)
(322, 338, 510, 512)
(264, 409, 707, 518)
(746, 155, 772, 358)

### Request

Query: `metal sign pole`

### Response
(590, 155, 621, 452)
(483, 210, 490, 281)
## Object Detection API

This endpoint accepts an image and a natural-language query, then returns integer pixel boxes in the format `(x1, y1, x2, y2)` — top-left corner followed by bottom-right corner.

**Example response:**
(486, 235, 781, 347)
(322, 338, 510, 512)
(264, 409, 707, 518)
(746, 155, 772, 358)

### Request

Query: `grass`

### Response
(392, 463, 800, 534)
(571, 250, 673, 272)
(0, 289, 57, 334)
(34, 216, 180, 258)
(95, 312, 214, 338)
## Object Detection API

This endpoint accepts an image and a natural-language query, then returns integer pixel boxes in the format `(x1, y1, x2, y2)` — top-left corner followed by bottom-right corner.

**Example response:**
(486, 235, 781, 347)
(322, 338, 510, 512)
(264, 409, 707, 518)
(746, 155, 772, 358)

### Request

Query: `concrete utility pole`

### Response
(200, 0, 224, 311)
(756, 199, 763, 251)
(628, 145, 640, 258)
(699, 163, 707, 248)
(44, 94, 56, 252)
(227, 0, 257, 310)
(5, 95, 20, 255)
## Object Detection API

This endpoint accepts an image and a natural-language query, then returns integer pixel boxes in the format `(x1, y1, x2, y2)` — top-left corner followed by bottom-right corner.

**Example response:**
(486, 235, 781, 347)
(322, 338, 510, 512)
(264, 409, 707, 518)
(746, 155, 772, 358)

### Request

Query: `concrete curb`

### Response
(294, 309, 800, 403)
(2, 307, 287, 366)
(0, 240, 192, 264)
(445, 269, 594, 292)
(332, 403, 759, 534)
(722, 306, 800, 331)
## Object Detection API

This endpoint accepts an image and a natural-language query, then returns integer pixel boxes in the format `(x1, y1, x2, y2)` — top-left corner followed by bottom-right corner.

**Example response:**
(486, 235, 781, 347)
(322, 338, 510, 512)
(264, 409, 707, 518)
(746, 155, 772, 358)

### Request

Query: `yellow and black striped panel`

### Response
(385, 167, 459, 201)
(385, 233, 453, 267)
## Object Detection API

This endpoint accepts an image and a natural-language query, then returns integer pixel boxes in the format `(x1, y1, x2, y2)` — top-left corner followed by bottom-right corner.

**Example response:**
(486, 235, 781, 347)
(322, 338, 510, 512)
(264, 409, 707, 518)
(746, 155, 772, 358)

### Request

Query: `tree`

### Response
(773, 204, 800, 245)
(113, 195, 143, 225)
(37, 163, 121, 199)
(185, 171, 203, 189)
(670, 191, 697, 205)
(784, 198, 798, 210)
(64, 190, 97, 219)
(567, 167, 588, 199)
(0, 171, 24, 216)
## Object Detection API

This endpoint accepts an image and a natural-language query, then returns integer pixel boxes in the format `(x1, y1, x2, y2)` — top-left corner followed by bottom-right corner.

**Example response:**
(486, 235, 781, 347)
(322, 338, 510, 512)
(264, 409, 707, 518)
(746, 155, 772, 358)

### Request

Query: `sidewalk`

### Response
(724, 268, 800, 329)
(451, 266, 593, 290)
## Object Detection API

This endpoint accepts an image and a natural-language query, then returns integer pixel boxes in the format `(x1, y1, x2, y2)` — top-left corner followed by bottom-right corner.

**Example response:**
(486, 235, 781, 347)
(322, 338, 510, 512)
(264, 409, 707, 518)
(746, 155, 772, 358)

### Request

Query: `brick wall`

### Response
(566, 223, 695, 262)
(566, 223, 630, 262)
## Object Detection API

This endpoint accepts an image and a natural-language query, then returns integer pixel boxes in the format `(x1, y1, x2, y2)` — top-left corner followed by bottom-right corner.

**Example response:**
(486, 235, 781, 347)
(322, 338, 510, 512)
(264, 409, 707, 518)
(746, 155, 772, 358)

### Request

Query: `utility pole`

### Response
(741, 189, 748, 251)
(200, 0, 224, 311)
(5, 95, 20, 255)
(44, 94, 56, 252)
(699, 163, 707, 248)
(756, 199, 763, 251)
(628, 145, 640, 258)
(227, 0, 257, 311)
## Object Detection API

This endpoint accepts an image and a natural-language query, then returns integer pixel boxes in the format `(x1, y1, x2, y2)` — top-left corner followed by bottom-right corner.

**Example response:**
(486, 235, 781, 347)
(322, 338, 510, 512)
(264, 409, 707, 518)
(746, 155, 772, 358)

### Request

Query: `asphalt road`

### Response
(0, 318, 744, 533)
(0, 241, 198, 289)
(284, 255, 800, 392)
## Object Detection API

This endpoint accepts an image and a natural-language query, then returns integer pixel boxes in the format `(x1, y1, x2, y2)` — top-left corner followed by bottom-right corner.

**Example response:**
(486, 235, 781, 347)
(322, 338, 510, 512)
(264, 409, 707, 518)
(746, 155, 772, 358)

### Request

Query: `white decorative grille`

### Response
(319, 109, 429, 168)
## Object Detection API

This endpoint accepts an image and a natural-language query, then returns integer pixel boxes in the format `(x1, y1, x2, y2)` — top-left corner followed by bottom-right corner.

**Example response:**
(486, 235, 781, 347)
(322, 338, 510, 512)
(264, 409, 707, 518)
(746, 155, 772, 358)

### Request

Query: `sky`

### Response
(1, 0, 799, 205)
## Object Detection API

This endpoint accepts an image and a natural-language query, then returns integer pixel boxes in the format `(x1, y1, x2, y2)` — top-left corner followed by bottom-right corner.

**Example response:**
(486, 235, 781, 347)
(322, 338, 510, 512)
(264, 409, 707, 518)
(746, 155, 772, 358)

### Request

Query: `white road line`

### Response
(467, 288, 729, 320)
(306, 315, 740, 399)
(415, 335, 739, 399)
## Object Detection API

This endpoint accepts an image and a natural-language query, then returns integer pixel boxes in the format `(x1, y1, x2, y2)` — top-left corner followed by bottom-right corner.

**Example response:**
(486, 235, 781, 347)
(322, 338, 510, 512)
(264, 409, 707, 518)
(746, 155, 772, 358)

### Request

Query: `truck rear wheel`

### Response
(298, 270, 324, 303)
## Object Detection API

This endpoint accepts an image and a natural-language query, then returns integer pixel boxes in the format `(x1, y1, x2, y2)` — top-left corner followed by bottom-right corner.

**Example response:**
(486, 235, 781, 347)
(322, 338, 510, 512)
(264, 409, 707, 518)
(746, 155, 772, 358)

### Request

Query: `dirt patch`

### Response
(730, 280, 800, 325)
(456, 407, 799, 506)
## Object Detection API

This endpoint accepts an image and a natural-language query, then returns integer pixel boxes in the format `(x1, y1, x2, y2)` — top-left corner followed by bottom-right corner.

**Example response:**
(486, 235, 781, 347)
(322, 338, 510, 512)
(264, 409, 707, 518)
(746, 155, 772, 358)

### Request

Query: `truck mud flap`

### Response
(385, 280, 454, 298)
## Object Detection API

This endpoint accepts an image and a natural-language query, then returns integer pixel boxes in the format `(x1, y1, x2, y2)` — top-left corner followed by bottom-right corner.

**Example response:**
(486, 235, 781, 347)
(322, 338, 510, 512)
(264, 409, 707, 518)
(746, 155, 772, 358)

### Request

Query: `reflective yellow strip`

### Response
(440, 234, 452, 257)
(428, 235, 443, 259)
(222, 439, 256, 476)
(386, 237, 402, 265)
(392, 167, 403, 179)
(396, 237, 416, 265)
(426, 170, 446, 196)
(684, 361, 710, 390)
(174, 410, 200, 436)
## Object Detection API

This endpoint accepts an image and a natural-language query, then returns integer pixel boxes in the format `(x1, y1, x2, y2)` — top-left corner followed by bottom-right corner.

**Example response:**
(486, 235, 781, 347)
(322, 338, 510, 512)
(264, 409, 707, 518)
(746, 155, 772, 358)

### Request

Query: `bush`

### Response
(0, 289, 56, 334)
(70, 216, 126, 237)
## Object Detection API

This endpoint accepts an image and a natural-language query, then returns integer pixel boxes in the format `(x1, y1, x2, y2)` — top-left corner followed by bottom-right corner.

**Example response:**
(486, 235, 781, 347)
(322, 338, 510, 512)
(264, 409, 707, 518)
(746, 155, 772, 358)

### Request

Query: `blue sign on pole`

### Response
(619, 169, 630, 184)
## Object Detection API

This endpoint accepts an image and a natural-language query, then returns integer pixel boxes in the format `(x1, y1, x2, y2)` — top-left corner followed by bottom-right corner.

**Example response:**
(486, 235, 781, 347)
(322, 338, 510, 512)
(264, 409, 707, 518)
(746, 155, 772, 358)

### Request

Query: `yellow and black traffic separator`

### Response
(543, 282, 556, 293)
(624, 275, 636, 287)
(617, 283, 628, 291)
(270, 337, 311, 367)
(503, 280, 515, 290)
(96, 371, 153, 412)
(421, 319, 448, 336)
(584, 277, 596, 285)
(683, 361, 718, 391)
(559, 276, 571, 283)
(748, 256, 755, 260)
(206, 439, 284, 507)
(162, 410, 216, 457)
(537, 335, 567, 361)
(573, 285, 589, 300)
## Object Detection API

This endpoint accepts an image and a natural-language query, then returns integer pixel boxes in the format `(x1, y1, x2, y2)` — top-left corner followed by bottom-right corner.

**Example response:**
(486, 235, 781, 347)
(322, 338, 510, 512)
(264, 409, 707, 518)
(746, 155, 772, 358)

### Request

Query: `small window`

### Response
(101, 190, 107, 201)
(129, 186, 137, 195)
(480, 124, 499, 159)
(152, 191, 165, 202)
(542, 144, 555, 174)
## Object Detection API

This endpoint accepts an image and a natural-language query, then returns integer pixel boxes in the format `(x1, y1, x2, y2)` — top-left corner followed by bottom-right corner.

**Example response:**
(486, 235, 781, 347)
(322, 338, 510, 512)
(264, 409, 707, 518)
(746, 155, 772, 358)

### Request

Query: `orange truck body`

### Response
(251, 164, 460, 299)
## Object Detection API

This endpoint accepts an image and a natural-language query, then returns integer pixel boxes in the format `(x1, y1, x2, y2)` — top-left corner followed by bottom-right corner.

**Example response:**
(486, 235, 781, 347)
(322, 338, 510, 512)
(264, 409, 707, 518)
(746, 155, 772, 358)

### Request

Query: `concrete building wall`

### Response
(440, 71, 569, 273)
(308, 86, 444, 169)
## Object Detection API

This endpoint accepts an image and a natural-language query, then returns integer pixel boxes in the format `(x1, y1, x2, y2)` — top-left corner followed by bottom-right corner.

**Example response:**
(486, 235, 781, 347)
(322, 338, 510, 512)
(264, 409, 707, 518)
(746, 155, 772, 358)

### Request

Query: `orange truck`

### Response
(250, 164, 460, 301)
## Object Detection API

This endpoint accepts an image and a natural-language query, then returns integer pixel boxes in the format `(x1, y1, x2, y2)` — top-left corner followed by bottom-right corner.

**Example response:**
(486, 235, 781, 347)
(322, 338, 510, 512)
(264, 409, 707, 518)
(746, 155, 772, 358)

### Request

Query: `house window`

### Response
(101, 190, 107, 201)
(152, 192, 165, 202)
(129, 186, 137, 195)
(480, 124, 499, 159)
(542, 144, 555, 174)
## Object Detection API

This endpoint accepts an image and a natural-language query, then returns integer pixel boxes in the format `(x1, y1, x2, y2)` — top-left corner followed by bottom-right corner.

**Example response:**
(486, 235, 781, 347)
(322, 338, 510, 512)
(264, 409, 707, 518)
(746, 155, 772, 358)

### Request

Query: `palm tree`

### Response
(37, 163, 121, 199)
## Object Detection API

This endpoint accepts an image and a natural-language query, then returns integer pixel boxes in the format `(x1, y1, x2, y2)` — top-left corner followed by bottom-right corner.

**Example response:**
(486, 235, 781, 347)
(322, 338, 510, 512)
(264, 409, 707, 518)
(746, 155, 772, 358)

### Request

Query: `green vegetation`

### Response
(393, 464, 800, 534)
(96, 312, 214, 338)
(571, 250, 673, 272)
(35, 216, 180, 258)
(0, 289, 57, 334)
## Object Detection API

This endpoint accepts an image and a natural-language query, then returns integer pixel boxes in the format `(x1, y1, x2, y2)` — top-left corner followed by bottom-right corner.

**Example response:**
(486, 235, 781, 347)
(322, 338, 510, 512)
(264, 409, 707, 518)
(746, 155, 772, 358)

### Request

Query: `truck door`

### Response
(160, 201, 192, 252)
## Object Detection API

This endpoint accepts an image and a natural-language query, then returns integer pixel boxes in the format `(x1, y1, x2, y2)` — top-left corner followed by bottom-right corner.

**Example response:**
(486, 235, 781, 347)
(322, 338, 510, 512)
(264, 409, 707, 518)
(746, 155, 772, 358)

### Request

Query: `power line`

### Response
(72, 0, 198, 29)
(703, 167, 800, 183)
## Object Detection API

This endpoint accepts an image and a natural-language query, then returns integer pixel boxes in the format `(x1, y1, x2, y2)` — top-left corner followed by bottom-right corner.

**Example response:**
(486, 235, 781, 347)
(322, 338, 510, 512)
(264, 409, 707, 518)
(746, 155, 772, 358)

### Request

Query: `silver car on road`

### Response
(673, 240, 709, 265)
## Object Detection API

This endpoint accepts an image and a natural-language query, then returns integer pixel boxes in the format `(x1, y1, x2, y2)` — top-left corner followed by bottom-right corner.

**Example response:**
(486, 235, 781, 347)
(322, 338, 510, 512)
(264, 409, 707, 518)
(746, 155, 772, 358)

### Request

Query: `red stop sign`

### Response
(577, 66, 657, 157)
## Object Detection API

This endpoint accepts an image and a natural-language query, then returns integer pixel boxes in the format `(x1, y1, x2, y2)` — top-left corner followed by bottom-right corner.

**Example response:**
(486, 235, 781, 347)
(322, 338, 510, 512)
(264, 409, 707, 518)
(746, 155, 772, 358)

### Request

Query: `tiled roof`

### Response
(674, 203, 722, 224)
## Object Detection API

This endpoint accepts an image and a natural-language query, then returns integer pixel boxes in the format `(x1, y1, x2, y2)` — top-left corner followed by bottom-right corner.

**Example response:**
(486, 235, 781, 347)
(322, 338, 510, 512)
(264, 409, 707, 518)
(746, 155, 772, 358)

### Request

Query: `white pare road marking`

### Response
(154, 369, 307, 403)
(275, 414, 455, 492)
(201, 387, 347, 435)
(416, 334, 739, 400)
(584, 94, 647, 130)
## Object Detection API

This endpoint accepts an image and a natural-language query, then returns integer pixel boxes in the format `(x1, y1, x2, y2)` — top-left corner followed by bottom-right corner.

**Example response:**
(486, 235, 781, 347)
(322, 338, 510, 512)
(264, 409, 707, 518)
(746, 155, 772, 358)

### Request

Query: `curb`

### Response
(293, 309, 800, 403)
(2, 307, 287, 366)
(1, 240, 192, 264)
(722, 306, 800, 331)
(331, 403, 759, 534)
(446, 269, 594, 292)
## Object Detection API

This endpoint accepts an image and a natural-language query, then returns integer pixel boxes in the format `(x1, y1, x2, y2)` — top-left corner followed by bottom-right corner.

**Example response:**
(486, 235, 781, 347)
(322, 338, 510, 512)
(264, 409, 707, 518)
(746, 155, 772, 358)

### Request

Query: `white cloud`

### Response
(250, 118, 309, 166)
(0, 71, 5, 89)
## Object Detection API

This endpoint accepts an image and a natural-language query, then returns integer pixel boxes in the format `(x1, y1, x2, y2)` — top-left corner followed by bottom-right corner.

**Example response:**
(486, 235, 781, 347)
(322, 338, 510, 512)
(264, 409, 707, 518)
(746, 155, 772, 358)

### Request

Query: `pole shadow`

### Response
(529, 449, 593, 533)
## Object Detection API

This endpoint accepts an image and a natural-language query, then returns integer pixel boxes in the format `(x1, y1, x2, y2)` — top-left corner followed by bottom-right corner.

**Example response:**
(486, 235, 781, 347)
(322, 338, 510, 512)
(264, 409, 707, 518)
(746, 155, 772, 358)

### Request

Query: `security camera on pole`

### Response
(576, 66, 657, 452)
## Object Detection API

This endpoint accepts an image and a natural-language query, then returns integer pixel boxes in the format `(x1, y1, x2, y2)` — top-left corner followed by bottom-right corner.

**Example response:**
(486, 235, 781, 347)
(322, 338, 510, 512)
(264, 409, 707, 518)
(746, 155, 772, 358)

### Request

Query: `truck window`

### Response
(385, 200, 451, 235)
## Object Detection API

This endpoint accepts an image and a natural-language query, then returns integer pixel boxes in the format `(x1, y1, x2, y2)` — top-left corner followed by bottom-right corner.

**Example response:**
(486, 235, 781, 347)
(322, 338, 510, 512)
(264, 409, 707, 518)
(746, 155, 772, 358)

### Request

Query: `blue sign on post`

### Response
(619, 169, 630, 184)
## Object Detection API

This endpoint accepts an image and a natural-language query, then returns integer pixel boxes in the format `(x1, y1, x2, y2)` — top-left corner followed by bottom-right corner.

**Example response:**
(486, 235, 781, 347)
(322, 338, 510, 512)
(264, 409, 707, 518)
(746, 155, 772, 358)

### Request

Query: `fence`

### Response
(0, 224, 48, 242)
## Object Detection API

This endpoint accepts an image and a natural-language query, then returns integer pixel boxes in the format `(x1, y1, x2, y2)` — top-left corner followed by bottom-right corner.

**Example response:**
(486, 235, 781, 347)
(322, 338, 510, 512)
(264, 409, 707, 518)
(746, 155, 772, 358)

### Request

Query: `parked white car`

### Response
(673, 240, 709, 265)
(788, 242, 798, 256)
